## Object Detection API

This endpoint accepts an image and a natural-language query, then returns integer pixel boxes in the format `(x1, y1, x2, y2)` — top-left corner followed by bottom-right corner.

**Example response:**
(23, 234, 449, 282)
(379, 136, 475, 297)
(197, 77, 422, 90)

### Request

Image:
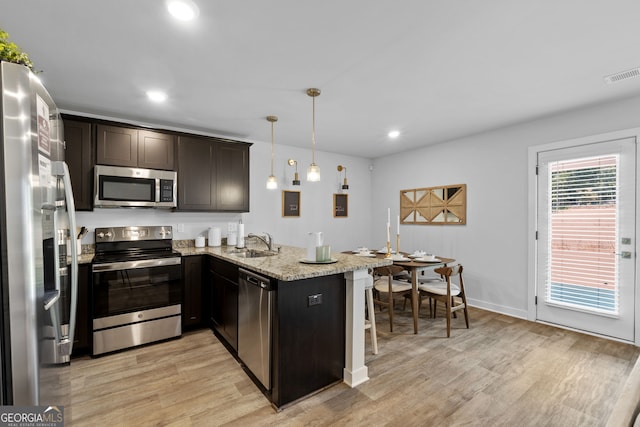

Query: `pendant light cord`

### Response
(271, 120, 275, 175)
(311, 95, 316, 164)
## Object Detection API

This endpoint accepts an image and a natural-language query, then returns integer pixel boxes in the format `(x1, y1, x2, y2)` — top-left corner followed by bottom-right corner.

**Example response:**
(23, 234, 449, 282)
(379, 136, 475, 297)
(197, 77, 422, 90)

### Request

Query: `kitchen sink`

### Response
(227, 249, 278, 258)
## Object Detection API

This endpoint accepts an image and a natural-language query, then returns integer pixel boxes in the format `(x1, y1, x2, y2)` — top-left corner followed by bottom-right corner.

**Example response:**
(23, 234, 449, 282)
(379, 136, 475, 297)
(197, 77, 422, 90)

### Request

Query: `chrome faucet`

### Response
(248, 232, 275, 251)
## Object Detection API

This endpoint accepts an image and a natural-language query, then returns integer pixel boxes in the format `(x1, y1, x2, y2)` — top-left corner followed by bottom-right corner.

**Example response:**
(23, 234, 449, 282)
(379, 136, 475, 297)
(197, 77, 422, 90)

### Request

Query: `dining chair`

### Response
(417, 264, 469, 337)
(372, 265, 412, 332)
(402, 270, 445, 311)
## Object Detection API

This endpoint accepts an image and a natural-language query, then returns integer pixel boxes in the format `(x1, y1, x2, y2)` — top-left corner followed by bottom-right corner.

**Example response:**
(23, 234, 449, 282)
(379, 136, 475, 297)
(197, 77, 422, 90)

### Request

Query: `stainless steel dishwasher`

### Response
(238, 268, 273, 389)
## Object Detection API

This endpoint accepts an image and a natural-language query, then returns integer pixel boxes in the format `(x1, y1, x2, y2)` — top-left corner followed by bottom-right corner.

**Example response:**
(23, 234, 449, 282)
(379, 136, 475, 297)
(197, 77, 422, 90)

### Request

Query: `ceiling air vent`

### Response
(604, 67, 640, 84)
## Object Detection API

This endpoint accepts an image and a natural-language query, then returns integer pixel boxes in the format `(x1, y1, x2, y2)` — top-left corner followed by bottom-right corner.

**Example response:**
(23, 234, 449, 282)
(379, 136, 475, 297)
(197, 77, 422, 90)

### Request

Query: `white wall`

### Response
(75, 94, 640, 320)
(371, 95, 640, 318)
(76, 138, 374, 253)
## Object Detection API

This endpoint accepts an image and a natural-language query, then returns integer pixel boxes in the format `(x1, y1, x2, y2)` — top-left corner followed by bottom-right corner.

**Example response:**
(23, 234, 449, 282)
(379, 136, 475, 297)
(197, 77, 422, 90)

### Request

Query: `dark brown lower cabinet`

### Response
(203, 256, 346, 408)
(182, 256, 204, 329)
(271, 273, 346, 408)
(208, 257, 238, 351)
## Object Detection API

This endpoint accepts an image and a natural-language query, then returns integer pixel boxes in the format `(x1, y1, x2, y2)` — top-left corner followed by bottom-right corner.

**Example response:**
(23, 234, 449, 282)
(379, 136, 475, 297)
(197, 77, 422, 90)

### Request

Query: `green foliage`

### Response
(551, 166, 616, 211)
(0, 29, 35, 71)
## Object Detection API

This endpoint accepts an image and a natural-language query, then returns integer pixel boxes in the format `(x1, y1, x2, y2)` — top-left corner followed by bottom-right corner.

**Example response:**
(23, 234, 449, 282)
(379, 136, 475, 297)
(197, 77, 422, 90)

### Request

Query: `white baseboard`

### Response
(467, 298, 528, 320)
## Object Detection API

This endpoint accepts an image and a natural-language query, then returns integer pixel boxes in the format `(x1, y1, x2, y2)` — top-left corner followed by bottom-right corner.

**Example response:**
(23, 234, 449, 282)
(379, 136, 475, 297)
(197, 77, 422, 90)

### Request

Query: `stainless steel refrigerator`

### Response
(0, 61, 78, 407)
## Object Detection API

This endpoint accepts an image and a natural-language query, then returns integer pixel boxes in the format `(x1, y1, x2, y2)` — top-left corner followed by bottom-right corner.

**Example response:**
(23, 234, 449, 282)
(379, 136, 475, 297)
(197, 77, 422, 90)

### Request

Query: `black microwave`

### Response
(94, 165, 177, 208)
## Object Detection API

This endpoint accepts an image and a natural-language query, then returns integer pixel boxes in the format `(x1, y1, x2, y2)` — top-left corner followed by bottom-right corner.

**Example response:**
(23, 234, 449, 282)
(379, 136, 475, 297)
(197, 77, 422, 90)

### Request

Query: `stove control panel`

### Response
(95, 226, 173, 243)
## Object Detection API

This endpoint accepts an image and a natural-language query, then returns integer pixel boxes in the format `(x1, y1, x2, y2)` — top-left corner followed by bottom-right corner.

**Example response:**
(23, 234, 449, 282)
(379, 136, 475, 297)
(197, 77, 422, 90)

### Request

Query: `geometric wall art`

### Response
(400, 184, 466, 225)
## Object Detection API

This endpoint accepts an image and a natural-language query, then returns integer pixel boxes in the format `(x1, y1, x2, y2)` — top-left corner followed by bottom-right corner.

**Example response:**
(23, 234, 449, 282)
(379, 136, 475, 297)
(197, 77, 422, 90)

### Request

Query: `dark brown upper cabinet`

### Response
(177, 136, 250, 212)
(138, 130, 175, 170)
(97, 124, 175, 170)
(63, 118, 94, 211)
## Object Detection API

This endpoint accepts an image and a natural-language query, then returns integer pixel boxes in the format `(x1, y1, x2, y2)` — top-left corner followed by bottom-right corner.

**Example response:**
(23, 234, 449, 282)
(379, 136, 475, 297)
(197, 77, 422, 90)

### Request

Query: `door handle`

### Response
(53, 161, 78, 357)
(616, 251, 633, 259)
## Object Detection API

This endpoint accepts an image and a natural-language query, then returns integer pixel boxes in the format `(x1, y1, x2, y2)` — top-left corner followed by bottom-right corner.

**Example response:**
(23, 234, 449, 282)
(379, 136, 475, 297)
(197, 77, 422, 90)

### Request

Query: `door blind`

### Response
(546, 155, 618, 314)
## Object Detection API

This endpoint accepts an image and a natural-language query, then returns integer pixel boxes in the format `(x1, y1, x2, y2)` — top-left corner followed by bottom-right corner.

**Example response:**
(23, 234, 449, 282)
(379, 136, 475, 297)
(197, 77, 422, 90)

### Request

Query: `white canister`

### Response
(195, 236, 205, 248)
(306, 232, 324, 261)
(208, 227, 221, 247)
(227, 231, 237, 246)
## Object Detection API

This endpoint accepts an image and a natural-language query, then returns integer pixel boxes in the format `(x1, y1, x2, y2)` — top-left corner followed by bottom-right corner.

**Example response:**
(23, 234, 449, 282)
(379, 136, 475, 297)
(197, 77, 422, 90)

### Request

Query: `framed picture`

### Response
(400, 183, 466, 225)
(282, 190, 301, 217)
(333, 193, 348, 218)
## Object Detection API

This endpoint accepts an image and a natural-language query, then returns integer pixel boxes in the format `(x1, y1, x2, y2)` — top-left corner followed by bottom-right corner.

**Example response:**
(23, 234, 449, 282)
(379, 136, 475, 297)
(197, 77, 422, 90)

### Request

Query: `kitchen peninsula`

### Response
(177, 242, 391, 408)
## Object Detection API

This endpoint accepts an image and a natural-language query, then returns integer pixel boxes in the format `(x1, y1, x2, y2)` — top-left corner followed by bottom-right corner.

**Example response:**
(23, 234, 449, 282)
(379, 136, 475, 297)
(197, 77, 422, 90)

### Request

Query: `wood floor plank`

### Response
(68, 307, 639, 426)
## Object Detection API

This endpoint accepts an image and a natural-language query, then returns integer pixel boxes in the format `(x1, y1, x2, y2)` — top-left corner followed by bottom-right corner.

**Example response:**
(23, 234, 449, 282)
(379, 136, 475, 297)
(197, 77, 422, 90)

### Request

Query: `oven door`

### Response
(92, 257, 182, 319)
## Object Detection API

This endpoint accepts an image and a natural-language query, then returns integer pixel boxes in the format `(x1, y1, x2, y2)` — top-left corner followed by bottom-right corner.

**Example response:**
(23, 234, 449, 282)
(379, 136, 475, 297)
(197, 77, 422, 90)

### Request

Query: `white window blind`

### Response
(546, 155, 618, 314)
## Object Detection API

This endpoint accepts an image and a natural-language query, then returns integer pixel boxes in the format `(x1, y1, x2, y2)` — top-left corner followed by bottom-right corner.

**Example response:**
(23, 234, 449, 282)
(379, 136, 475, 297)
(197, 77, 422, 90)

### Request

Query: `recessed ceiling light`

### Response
(167, 0, 199, 21)
(146, 90, 167, 102)
(388, 130, 400, 139)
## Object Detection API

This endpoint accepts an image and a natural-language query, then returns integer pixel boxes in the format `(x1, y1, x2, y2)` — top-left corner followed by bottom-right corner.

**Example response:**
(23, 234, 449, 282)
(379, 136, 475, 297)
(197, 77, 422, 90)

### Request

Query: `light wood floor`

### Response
(68, 306, 639, 426)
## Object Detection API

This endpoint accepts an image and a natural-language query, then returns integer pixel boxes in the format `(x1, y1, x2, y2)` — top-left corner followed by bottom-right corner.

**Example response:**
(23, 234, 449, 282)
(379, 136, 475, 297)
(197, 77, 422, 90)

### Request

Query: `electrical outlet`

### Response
(308, 294, 322, 307)
(177, 223, 185, 233)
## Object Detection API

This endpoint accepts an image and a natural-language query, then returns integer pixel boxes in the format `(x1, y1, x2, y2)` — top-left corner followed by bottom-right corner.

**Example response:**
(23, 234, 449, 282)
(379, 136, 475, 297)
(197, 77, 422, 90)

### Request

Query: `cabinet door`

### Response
(138, 130, 175, 170)
(208, 257, 238, 350)
(222, 279, 238, 350)
(177, 136, 215, 210)
(63, 119, 94, 211)
(215, 142, 249, 212)
(182, 256, 203, 328)
(209, 270, 224, 329)
(96, 124, 138, 167)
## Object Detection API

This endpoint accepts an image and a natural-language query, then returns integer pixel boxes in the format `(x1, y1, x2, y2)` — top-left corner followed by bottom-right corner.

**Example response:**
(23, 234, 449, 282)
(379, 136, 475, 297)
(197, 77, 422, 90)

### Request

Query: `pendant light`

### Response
(306, 88, 321, 182)
(266, 115, 278, 190)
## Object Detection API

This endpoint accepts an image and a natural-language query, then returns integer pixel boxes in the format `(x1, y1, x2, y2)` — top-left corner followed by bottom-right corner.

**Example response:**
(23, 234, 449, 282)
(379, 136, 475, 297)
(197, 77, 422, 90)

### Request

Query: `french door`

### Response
(536, 137, 636, 341)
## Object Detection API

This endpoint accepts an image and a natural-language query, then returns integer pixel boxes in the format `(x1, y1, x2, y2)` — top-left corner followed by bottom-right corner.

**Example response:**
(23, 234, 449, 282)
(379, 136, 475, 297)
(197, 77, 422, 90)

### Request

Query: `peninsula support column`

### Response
(343, 268, 370, 387)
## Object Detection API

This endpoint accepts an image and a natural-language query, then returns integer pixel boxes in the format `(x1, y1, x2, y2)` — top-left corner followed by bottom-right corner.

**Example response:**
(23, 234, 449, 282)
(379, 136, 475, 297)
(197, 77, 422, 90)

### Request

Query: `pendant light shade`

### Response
(306, 88, 321, 182)
(266, 115, 278, 190)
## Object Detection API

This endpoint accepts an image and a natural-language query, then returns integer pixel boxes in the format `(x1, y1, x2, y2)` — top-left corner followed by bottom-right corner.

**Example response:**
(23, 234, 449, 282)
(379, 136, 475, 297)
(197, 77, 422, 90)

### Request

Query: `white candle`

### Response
(387, 208, 390, 225)
(397, 215, 400, 235)
(386, 222, 390, 242)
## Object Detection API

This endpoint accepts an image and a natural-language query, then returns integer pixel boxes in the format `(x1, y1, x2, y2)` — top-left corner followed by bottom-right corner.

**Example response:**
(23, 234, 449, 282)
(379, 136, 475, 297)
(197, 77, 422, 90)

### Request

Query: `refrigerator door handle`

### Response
(52, 161, 78, 357)
(43, 290, 60, 311)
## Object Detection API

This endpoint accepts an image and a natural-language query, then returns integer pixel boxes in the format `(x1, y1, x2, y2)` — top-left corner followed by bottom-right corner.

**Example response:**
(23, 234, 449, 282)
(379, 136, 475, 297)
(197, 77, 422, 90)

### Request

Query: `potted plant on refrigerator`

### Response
(0, 28, 35, 71)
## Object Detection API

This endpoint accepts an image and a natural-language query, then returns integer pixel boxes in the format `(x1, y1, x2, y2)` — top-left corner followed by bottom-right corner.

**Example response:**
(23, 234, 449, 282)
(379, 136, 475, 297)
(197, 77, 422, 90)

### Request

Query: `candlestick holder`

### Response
(385, 240, 392, 258)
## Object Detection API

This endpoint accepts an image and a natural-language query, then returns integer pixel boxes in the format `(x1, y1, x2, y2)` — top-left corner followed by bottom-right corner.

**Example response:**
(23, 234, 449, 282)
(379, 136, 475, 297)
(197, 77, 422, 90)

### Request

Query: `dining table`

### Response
(389, 254, 455, 334)
(348, 250, 455, 334)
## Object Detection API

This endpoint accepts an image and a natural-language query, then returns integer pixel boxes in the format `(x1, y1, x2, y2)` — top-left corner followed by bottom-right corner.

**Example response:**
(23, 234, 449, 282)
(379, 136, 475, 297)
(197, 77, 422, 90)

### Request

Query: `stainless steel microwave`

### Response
(94, 165, 177, 208)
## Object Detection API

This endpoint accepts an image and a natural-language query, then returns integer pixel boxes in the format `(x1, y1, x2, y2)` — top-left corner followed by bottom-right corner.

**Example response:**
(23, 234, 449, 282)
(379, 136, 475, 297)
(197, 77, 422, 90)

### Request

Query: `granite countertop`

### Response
(71, 241, 391, 281)
(176, 244, 391, 281)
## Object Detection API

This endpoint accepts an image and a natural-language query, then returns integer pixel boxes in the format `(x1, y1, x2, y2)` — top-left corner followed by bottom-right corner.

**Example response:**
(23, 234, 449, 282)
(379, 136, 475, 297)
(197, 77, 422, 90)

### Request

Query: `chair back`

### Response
(434, 264, 463, 277)
(373, 265, 405, 278)
(434, 264, 465, 292)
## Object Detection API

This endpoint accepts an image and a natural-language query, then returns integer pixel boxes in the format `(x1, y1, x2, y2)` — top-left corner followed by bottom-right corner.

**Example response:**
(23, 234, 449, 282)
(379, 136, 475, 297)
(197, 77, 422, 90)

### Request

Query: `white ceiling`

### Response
(4, 1, 640, 158)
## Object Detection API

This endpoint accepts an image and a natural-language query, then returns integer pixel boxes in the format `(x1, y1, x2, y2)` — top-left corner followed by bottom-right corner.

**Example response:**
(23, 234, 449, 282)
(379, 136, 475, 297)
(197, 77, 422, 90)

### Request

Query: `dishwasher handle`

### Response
(239, 268, 272, 291)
